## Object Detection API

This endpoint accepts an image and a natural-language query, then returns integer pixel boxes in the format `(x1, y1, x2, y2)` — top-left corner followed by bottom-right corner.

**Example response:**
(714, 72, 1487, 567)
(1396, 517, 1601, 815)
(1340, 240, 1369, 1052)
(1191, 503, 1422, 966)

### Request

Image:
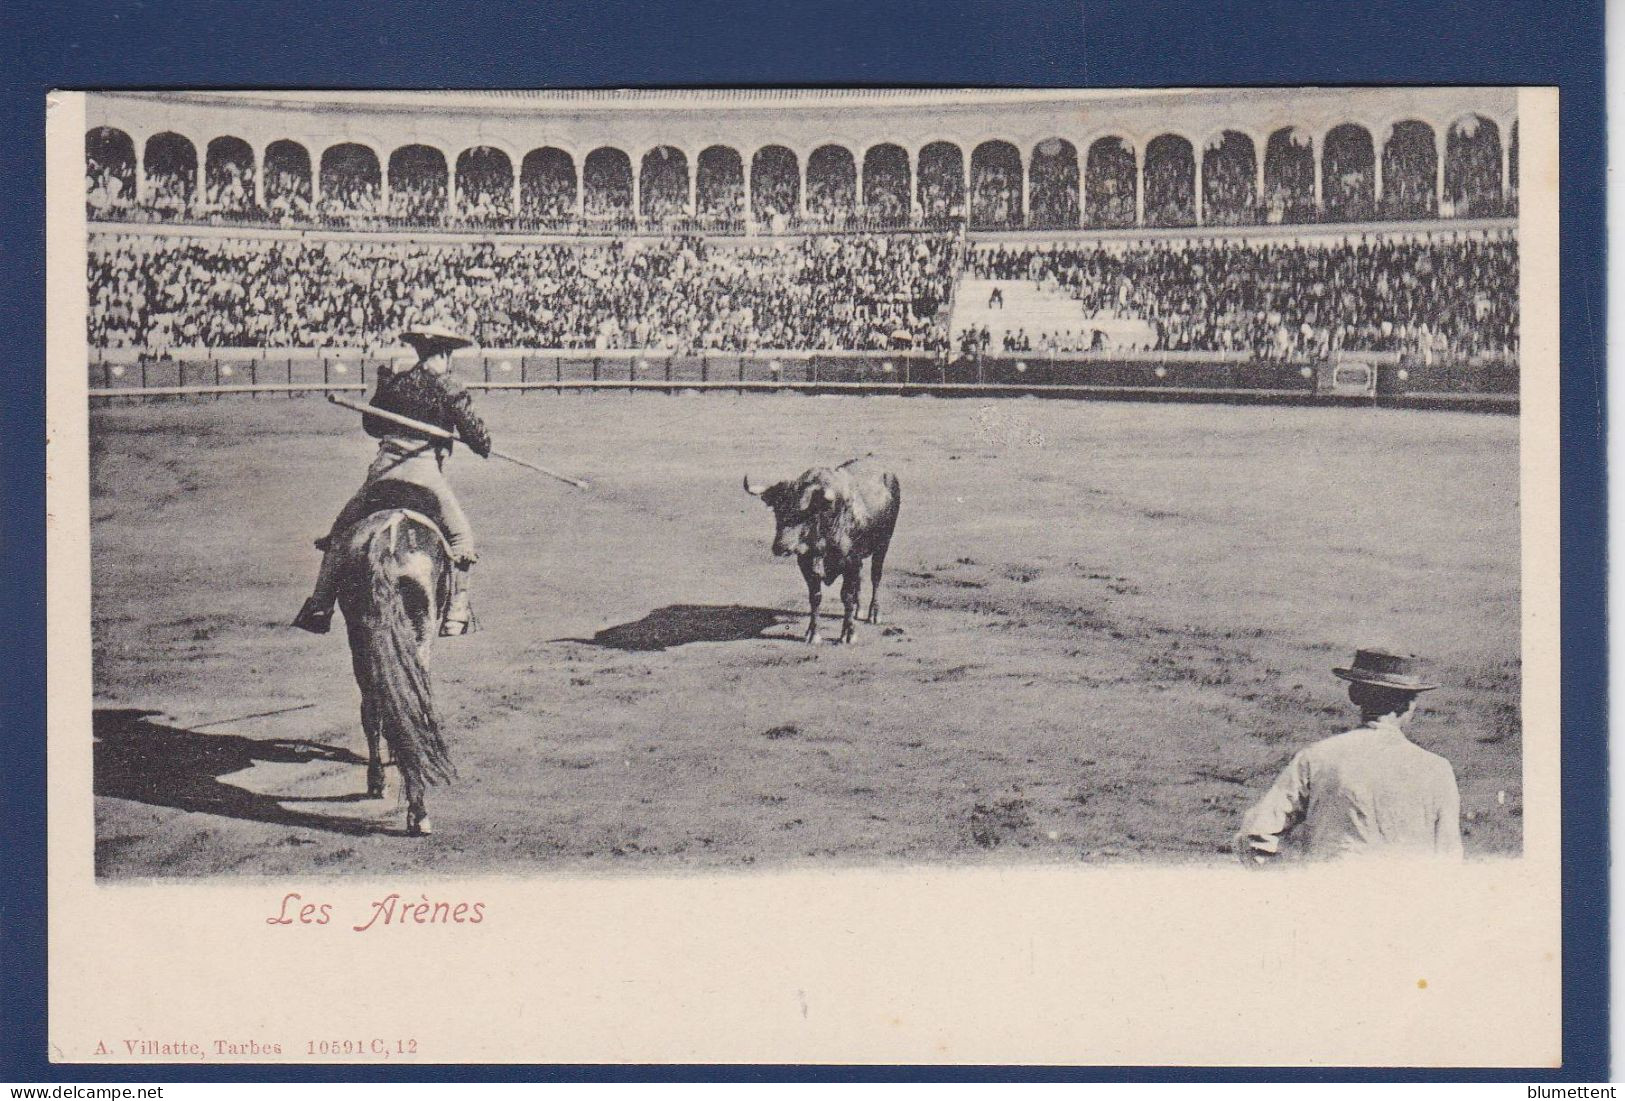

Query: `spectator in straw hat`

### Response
(1236, 648, 1463, 863)
(293, 323, 491, 637)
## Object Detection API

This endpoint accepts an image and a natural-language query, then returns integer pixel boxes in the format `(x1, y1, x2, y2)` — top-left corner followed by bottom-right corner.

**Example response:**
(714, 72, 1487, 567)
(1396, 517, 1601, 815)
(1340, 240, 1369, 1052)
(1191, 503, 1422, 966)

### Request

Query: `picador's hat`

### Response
(400, 324, 474, 356)
(1332, 648, 1440, 692)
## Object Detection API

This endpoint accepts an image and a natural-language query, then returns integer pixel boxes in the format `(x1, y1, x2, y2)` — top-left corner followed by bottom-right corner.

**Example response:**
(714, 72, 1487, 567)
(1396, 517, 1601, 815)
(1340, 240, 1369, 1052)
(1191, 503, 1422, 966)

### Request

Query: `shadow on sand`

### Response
(561, 603, 809, 651)
(93, 707, 392, 841)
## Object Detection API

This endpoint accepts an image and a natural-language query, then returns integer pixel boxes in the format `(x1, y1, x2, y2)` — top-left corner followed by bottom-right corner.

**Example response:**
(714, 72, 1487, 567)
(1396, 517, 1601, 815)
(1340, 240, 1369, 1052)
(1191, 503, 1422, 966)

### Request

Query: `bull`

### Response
(743, 457, 901, 645)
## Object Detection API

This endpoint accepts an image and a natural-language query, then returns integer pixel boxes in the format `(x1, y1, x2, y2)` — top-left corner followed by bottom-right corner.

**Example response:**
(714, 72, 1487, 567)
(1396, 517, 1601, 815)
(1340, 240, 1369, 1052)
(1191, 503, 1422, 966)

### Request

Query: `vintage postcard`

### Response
(47, 86, 1560, 1066)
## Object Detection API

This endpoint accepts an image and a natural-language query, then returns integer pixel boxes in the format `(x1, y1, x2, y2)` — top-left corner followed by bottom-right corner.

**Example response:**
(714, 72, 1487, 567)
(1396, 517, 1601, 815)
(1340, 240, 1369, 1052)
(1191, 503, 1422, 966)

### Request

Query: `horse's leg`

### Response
(345, 612, 389, 799)
(405, 570, 438, 836)
(402, 749, 431, 836)
(362, 694, 387, 799)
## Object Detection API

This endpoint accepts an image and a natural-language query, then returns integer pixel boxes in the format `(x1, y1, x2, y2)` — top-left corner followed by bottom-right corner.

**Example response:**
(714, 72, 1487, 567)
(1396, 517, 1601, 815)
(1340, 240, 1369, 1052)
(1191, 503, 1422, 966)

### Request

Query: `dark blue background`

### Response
(2, 0, 1607, 1082)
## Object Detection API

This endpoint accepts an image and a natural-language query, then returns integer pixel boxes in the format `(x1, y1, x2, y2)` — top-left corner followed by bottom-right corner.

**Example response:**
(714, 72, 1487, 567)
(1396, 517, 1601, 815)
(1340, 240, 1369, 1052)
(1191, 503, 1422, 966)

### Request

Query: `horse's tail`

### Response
(352, 519, 456, 787)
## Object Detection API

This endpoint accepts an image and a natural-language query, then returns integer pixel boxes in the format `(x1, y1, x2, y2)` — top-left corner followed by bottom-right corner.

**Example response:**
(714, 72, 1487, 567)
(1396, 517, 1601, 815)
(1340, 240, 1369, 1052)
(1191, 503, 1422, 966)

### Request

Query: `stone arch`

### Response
(1201, 130, 1256, 226)
(970, 139, 1022, 229)
(144, 131, 198, 207)
(750, 144, 799, 222)
(916, 141, 964, 222)
(695, 145, 744, 220)
(1445, 114, 1502, 215)
(1085, 136, 1136, 227)
(1028, 137, 1079, 229)
(456, 145, 514, 218)
(1143, 133, 1195, 227)
(521, 147, 576, 218)
(806, 144, 857, 221)
(583, 146, 634, 216)
(639, 145, 689, 220)
(203, 136, 255, 211)
(263, 139, 312, 209)
(1263, 127, 1315, 222)
(862, 142, 910, 226)
(319, 142, 381, 212)
(389, 144, 450, 218)
(86, 126, 136, 205)
(1322, 122, 1375, 221)
(1381, 119, 1437, 218)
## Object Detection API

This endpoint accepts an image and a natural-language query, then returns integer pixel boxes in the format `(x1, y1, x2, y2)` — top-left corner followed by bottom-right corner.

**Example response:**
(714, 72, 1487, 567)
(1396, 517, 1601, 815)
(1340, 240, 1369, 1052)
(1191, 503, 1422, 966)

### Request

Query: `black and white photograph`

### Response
(46, 85, 1562, 1066)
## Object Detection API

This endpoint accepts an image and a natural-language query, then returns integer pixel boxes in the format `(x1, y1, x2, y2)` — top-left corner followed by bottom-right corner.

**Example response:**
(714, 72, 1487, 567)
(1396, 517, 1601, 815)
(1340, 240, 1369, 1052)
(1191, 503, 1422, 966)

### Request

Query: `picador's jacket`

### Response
(364, 364, 492, 458)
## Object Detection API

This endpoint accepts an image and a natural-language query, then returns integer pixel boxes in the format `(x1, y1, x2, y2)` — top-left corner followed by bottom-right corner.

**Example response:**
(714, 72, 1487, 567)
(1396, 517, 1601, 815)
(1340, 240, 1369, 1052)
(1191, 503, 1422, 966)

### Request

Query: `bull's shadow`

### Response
(562, 603, 816, 651)
(93, 707, 387, 839)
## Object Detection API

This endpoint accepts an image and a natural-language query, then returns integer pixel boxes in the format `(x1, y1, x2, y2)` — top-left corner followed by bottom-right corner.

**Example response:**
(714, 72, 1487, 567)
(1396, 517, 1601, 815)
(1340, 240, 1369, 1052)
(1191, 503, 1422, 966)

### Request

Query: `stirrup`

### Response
(292, 599, 333, 635)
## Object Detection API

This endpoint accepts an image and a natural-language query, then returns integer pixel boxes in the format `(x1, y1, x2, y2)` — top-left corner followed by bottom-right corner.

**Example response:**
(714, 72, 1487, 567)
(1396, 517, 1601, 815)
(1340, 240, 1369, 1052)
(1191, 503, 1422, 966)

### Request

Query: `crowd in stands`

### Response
(1143, 156, 1196, 228)
(142, 172, 194, 213)
(204, 160, 253, 212)
(85, 151, 134, 210)
(971, 164, 1020, 228)
(87, 158, 1514, 234)
(1084, 158, 1136, 228)
(521, 177, 575, 220)
(583, 178, 632, 218)
(389, 177, 448, 221)
(85, 110, 1521, 238)
(459, 158, 513, 222)
(750, 169, 797, 224)
(968, 234, 1517, 358)
(1201, 159, 1257, 228)
(1444, 120, 1509, 219)
(317, 175, 382, 221)
(917, 176, 963, 223)
(696, 174, 745, 221)
(87, 221, 1516, 362)
(1027, 177, 1080, 229)
(87, 232, 956, 353)
(264, 168, 314, 221)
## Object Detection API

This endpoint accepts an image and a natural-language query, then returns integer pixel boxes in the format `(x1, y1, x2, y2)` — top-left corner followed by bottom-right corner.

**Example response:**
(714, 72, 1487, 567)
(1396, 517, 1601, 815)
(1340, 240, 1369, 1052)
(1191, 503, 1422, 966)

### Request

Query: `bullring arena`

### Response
(83, 88, 1523, 876)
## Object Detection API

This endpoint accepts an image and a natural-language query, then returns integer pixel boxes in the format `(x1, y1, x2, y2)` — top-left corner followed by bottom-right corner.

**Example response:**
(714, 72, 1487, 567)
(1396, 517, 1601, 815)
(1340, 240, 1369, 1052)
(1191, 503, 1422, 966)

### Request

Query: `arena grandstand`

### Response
(84, 88, 1520, 400)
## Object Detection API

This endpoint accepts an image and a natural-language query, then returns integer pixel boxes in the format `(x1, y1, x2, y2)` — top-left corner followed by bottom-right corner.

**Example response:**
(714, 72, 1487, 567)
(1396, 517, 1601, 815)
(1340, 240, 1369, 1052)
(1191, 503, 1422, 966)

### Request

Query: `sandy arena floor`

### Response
(88, 392, 1522, 876)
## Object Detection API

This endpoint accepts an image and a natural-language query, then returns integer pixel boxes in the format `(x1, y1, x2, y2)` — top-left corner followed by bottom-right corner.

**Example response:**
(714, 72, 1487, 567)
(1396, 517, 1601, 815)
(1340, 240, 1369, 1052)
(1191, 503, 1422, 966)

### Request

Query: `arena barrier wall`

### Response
(86, 347, 1518, 412)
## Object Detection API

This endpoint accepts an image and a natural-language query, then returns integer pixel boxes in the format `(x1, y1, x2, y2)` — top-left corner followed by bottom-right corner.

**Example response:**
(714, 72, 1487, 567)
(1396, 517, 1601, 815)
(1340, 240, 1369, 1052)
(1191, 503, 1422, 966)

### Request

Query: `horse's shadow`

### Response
(560, 603, 816, 651)
(93, 708, 390, 838)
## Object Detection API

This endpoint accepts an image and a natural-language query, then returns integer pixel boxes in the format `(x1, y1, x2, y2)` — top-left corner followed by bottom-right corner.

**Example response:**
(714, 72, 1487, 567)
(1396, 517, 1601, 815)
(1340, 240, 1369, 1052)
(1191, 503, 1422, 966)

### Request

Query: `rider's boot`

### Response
(442, 560, 476, 637)
(292, 545, 340, 634)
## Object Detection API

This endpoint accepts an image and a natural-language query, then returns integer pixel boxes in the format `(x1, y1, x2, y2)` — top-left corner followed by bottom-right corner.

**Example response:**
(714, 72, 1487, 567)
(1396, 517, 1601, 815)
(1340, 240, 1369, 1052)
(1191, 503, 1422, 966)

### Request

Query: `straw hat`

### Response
(1332, 648, 1440, 692)
(400, 324, 474, 356)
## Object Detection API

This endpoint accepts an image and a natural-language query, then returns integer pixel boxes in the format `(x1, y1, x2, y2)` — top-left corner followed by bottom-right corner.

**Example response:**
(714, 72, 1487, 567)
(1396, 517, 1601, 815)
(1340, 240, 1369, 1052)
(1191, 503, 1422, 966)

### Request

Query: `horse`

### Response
(334, 504, 458, 836)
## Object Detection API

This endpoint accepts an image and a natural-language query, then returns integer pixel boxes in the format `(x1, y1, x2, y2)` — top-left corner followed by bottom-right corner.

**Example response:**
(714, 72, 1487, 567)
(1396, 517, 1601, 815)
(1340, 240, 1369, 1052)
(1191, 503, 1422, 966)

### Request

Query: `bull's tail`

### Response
(349, 522, 456, 791)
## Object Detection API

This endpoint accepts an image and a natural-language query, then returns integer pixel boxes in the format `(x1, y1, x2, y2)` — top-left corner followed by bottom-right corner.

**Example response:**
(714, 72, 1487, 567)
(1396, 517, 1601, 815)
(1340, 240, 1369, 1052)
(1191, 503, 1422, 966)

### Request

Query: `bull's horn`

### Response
(743, 474, 768, 496)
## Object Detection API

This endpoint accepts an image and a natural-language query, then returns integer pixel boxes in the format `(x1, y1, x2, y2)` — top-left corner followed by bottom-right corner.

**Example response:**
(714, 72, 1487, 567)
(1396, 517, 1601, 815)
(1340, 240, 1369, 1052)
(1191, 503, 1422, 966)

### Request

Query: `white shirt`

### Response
(1240, 717, 1463, 860)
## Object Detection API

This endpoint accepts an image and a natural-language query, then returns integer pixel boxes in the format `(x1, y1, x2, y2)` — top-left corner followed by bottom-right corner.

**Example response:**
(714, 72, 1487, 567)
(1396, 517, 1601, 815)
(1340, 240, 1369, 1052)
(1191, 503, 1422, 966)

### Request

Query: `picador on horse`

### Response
(293, 324, 491, 637)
